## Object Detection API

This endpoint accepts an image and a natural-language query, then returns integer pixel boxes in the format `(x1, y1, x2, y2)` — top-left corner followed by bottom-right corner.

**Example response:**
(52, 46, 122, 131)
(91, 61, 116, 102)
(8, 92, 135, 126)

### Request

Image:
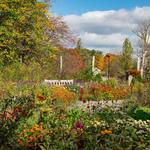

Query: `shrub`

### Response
(0, 95, 35, 149)
(128, 107, 150, 120)
(103, 78, 118, 88)
(132, 82, 150, 106)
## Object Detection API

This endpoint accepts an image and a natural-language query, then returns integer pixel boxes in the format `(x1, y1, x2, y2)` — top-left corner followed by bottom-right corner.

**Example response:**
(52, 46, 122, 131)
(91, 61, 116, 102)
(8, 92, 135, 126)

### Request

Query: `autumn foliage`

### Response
(96, 53, 119, 71)
(128, 69, 140, 76)
(62, 49, 85, 77)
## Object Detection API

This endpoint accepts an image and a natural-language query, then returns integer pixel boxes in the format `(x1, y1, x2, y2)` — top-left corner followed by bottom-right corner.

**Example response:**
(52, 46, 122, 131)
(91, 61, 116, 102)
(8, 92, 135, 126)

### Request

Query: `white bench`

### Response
(44, 80, 74, 86)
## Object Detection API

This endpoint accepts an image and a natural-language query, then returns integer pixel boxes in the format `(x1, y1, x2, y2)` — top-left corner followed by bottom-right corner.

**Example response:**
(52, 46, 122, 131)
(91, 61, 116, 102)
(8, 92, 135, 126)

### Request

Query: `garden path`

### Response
(70, 100, 124, 111)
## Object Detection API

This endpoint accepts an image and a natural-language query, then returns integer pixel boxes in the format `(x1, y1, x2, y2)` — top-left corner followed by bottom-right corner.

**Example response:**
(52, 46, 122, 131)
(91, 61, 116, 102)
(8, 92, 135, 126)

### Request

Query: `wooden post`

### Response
(106, 55, 110, 79)
(92, 56, 95, 73)
(60, 55, 63, 78)
(128, 75, 133, 86)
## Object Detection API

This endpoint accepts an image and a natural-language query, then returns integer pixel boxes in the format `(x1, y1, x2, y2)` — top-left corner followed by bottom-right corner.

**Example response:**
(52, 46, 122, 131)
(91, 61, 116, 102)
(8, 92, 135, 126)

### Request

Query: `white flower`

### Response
(94, 124, 97, 127)
(116, 119, 124, 124)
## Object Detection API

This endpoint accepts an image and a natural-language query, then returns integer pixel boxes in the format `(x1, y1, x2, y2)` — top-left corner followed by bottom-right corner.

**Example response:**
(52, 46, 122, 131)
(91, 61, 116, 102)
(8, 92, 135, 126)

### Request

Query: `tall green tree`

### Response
(121, 38, 133, 73)
(76, 38, 82, 50)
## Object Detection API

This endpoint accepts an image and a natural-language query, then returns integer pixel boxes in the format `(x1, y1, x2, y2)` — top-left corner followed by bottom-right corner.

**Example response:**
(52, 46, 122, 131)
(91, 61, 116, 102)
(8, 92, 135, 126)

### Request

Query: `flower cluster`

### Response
(89, 119, 108, 128)
(17, 124, 45, 147)
(0, 103, 34, 123)
(50, 86, 76, 105)
(112, 87, 129, 99)
(73, 121, 84, 135)
(129, 119, 150, 129)
(116, 118, 150, 129)
(90, 83, 130, 100)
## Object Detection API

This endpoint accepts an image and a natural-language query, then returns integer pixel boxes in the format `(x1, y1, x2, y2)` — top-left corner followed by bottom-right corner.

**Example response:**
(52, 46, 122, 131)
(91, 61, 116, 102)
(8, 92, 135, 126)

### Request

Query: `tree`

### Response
(133, 19, 150, 52)
(133, 19, 150, 79)
(46, 15, 74, 47)
(0, 0, 46, 64)
(95, 54, 104, 71)
(109, 56, 124, 78)
(0, 0, 72, 65)
(120, 38, 133, 73)
(62, 49, 85, 78)
(53, 49, 85, 78)
(76, 38, 82, 50)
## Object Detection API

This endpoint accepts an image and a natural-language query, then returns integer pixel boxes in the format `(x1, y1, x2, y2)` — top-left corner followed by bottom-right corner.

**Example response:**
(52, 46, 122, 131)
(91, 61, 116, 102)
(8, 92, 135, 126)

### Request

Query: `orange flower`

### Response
(36, 125, 42, 132)
(29, 128, 34, 133)
(100, 129, 112, 135)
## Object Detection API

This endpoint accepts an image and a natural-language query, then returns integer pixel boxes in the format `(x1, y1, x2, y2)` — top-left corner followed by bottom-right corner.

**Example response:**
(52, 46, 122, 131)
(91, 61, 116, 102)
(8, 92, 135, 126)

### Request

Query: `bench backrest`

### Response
(44, 80, 74, 86)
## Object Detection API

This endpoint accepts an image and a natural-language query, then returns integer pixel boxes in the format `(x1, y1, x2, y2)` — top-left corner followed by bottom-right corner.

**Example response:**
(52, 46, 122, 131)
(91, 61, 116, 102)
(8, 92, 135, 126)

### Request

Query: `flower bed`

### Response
(0, 83, 149, 150)
(0, 93, 149, 149)
(81, 83, 130, 101)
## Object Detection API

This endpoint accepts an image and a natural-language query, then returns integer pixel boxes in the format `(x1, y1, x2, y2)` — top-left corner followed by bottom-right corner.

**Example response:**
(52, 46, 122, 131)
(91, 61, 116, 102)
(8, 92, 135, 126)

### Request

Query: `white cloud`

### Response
(80, 33, 126, 47)
(63, 7, 150, 53)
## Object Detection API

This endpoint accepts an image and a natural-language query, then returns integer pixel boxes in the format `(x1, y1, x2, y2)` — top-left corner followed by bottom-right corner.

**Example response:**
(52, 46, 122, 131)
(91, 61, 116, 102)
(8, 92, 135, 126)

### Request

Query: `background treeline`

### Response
(0, 0, 149, 83)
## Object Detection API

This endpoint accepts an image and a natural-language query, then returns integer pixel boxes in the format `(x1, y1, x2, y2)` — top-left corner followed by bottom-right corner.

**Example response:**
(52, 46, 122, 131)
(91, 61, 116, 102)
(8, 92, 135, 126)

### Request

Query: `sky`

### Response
(51, 0, 150, 54)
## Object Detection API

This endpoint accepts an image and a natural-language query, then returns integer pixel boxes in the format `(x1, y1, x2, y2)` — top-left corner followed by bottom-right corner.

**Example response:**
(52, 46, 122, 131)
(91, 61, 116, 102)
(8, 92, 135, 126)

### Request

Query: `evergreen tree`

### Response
(76, 38, 82, 50)
(121, 38, 133, 73)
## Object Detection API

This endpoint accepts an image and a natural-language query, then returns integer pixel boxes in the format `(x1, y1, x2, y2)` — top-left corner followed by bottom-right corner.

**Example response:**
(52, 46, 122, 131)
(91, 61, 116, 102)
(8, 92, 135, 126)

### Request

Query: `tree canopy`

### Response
(0, 0, 72, 65)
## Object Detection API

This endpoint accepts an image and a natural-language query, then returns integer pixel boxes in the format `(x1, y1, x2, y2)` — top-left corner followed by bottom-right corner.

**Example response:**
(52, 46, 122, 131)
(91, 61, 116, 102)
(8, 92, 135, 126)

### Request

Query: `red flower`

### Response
(37, 95, 45, 101)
